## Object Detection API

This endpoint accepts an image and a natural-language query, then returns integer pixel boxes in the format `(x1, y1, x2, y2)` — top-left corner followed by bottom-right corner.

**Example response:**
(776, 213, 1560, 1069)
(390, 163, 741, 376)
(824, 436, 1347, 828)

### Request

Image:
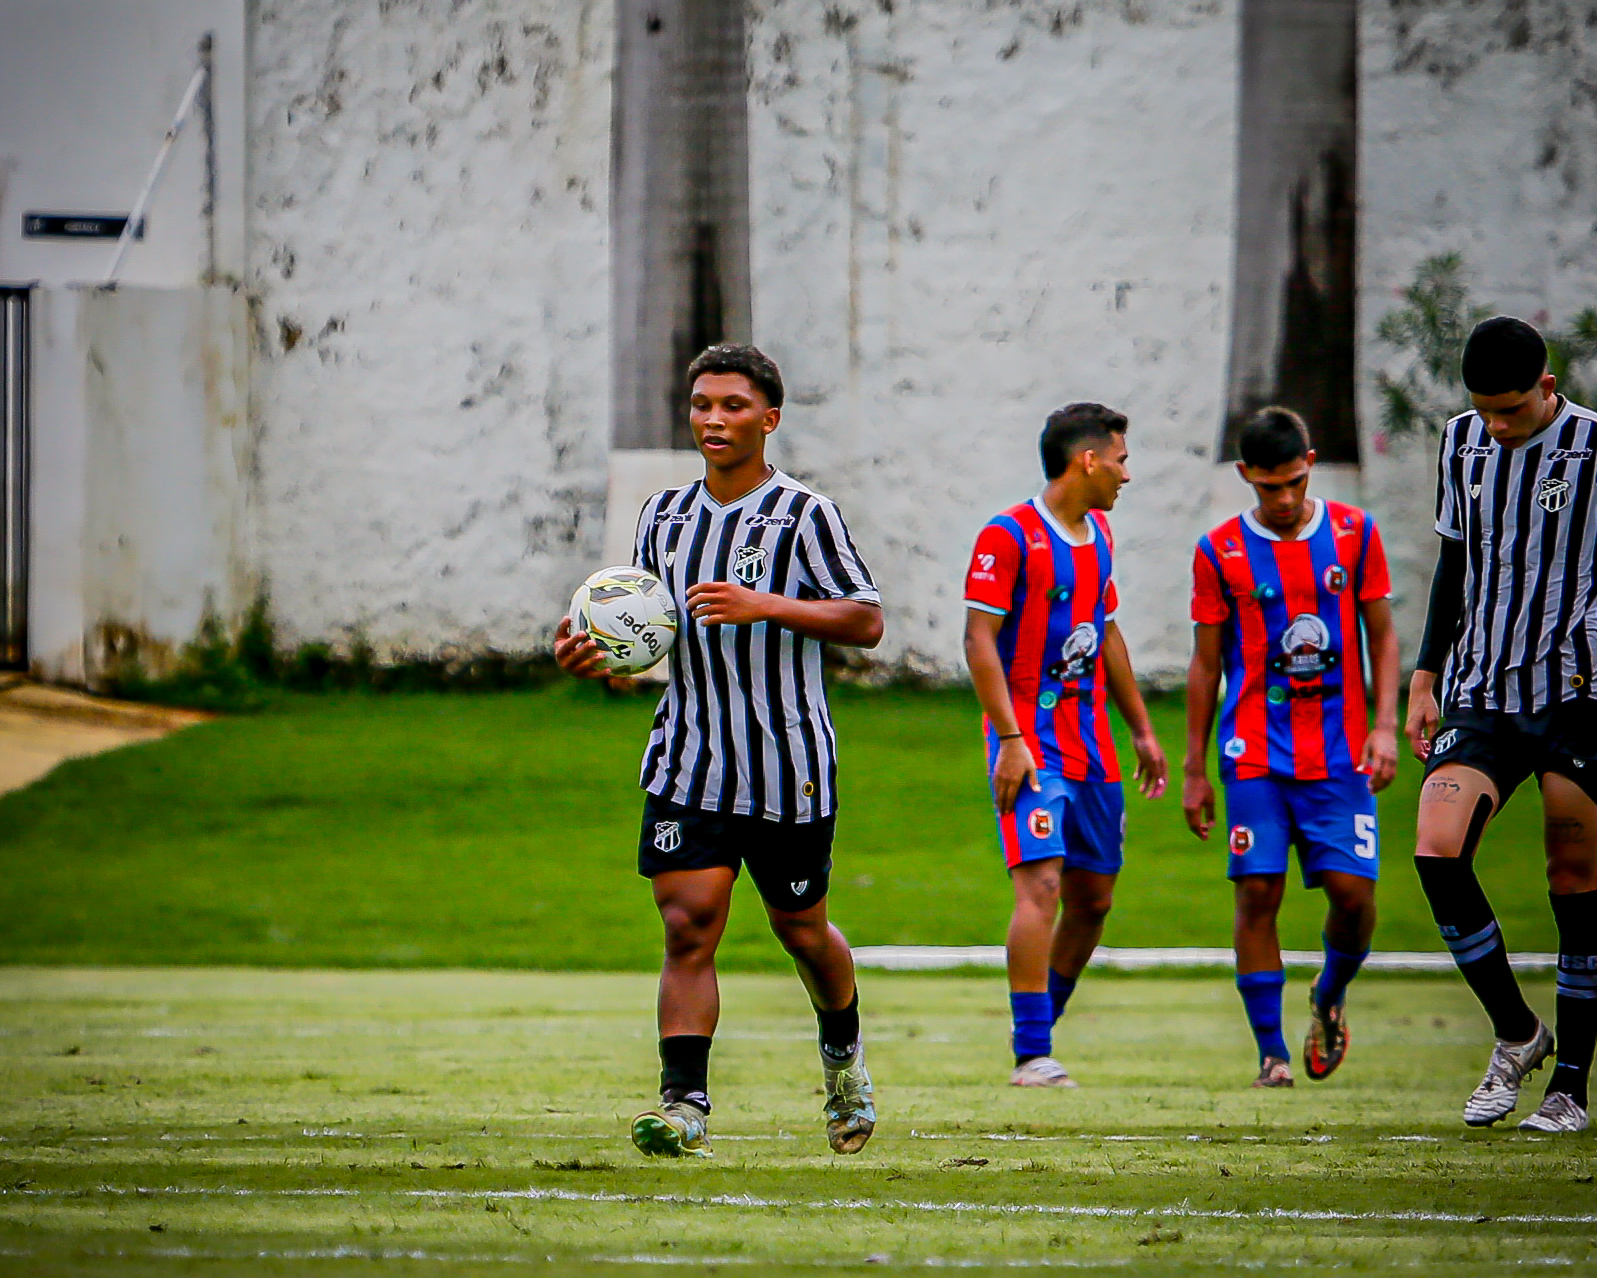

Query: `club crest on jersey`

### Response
(1323, 565, 1349, 594)
(1270, 613, 1338, 681)
(1432, 729, 1459, 755)
(653, 821, 682, 853)
(1229, 826, 1254, 855)
(1028, 809, 1054, 840)
(733, 543, 769, 583)
(1047, 622, 1099, 682)
(1539, 476, 1572, 513)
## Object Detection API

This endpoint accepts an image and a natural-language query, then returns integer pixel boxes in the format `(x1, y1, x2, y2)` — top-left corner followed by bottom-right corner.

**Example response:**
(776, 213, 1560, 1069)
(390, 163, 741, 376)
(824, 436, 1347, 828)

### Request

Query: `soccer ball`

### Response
(569, 566, 678, 675)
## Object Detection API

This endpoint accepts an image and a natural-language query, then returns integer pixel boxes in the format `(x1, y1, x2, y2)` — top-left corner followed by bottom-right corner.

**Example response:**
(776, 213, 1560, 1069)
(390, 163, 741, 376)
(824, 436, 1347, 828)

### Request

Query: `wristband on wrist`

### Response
(997, 732, 1024, 740)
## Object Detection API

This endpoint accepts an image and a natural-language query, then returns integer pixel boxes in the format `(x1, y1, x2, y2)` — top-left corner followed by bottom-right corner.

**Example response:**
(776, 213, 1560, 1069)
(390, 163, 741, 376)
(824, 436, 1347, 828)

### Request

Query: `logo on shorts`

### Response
(1323, 564, 1349, 594)
(1224, 737, 1247, 759)
(1229, 826, 1255, 855)
(1539, 477, 1572, 513)
(1469, 484, 1482, 499)
(653, 821, 682, 853)
(1028, 809, 1054, 840)
(1048, 622, 1100, 682)
(1432, 729, 1459, 755)
(791, 880, 809, 896)
(733, 544, 769, 583)
(1271, 613, 1338, 681)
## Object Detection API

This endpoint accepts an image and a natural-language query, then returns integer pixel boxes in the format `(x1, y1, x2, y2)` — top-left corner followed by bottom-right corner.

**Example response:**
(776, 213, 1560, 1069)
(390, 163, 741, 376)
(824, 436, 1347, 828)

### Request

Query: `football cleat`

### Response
(631, 1102, 712, 1158)
(1518, 1091, 1590, 1134)
(1010, 1056, 1078, 1088)
(1463, 1019, 1554, 1127)
(1304, 989, 1350, 1081)
(1252, 1056, 1294, 1088)
(823, 1045, 876, 1154)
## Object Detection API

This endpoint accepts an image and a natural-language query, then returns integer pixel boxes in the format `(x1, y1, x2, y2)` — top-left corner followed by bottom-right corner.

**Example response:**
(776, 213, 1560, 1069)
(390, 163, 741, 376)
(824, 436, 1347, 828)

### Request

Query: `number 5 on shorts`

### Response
(1353, 813, 1377, 860)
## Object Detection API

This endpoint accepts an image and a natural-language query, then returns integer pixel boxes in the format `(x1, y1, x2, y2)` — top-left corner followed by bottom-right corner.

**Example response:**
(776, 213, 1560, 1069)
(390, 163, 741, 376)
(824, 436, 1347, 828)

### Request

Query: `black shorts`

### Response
(638, 793, 835, 913)
(1424, 700, 1597, 805)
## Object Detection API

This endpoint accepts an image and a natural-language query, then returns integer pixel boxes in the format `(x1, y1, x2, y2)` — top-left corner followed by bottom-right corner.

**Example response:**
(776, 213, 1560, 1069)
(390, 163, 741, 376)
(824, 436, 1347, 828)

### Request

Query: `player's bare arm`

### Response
(1101, 621, 1167, 799)
(687, 582, 882, 647)
(963, 607, 1039, 815)
(1182, 622, 1224, 839)
(1358, 597, 1401, 792)
(1406, 536, 1464, 759)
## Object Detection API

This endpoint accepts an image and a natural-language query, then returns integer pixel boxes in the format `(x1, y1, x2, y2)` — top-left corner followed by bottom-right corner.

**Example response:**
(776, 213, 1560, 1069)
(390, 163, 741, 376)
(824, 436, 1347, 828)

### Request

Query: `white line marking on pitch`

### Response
(8, 1185, 1592, 1226)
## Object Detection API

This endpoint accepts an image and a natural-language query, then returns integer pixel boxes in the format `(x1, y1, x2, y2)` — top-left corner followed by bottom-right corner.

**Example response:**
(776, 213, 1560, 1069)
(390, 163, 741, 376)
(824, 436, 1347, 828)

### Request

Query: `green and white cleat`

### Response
(823, 1045, 876, 1155)
(631, 1102, 712, 1158)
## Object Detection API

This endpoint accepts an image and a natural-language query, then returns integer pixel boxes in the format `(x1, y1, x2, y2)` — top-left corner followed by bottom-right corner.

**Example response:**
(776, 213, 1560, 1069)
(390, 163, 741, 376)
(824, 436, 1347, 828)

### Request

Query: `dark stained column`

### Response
(1219, 0, 1359, 463)
(611, 0, 753, 451)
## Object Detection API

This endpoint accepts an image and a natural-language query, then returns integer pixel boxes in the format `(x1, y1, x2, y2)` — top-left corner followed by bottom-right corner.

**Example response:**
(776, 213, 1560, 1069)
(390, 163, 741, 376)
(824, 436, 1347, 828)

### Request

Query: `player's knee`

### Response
(1066, 890, 1113, 924)
(769, 913, 825, 955)
(1233, 877, 1282, 923)
(1012, 866, 1061, 911)
(659, 906, 720, 962)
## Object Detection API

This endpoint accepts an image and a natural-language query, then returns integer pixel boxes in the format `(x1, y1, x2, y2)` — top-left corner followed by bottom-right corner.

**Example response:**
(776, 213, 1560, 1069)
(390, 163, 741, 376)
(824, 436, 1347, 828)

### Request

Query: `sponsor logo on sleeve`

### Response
(1457, 444, 1494, 457)
(1550, 448, 1593, 461)
(745, 514, 797, 527)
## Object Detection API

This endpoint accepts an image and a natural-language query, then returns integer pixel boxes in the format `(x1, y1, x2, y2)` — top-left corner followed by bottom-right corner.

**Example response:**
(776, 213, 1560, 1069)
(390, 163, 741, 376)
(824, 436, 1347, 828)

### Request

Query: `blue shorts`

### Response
(1223, 774, 1379, 886)
(997, 772, 1125, 876)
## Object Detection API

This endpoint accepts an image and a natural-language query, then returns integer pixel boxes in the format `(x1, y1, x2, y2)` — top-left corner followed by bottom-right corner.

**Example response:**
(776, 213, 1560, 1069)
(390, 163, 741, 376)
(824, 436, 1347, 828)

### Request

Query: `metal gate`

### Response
(1, 286, 29, 671)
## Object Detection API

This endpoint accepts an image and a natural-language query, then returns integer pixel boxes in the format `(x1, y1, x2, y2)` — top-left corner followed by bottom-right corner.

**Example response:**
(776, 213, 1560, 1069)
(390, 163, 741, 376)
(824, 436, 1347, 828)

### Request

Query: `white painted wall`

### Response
(248, 0, 615, 656)
(0, 0, 245, 288)
(744, 0, 1239, 680)
(28, 284, 250, 684)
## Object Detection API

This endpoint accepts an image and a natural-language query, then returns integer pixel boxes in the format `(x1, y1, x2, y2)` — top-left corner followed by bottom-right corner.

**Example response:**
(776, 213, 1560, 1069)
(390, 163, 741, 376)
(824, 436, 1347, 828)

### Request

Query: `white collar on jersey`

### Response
(697, 467, 784, 510)
(1030, 496, 1097, 547)
(1242, 497, 1324, 543)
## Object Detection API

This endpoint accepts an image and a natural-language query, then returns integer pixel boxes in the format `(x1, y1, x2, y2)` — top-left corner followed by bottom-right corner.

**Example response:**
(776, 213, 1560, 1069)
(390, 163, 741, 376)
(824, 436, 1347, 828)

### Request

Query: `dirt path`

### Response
(0, 678, 207, 796)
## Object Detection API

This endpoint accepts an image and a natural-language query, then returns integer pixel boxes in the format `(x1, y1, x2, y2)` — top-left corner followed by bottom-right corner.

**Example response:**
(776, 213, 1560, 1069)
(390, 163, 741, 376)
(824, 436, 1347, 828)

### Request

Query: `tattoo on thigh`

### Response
(1547, 817, 1586, 842)
(1422, 778, 1461, 804)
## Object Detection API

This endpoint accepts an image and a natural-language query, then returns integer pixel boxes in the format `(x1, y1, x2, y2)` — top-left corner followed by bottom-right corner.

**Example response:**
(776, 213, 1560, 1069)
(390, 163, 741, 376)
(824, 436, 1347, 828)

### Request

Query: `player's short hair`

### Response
(686, 343, 785, 408)
(1039, 403, 1128, 479)
(1461, 316, 1548, 396)
(1238, 406, 1311, 470)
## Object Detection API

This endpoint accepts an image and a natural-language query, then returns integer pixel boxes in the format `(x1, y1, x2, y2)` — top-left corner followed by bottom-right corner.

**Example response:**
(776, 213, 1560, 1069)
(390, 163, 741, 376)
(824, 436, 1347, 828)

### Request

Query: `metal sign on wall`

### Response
(22, 213, 143, 240)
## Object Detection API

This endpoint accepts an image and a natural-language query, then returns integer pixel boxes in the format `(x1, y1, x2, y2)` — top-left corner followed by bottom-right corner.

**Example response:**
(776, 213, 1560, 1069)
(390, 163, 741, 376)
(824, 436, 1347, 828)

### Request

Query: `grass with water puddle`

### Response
(1, 967, 1593, 1275)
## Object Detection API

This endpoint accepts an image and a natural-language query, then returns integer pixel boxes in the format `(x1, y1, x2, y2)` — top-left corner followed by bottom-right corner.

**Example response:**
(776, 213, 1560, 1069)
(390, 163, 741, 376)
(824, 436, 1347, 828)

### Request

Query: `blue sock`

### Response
(1048, 969, 1077, 1023)
(1314, 936, 1368, 1012)
(1236, 970, 1289, 1064)
(1010, 991, 1053, 1063)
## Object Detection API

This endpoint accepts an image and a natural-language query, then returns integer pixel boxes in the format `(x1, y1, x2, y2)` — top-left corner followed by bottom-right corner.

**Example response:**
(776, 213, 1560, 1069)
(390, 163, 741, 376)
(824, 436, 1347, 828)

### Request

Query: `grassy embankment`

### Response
(0, 684, 1558, 968)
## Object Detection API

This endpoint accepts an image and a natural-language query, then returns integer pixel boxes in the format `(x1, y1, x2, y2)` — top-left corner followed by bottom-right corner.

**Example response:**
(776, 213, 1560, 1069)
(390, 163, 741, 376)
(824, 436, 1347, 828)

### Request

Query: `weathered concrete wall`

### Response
(744, 0, 1239, 679)
(28, 285, 250, 685)
(248, 0, 613, 655)
(1360, 0, 1597, 662)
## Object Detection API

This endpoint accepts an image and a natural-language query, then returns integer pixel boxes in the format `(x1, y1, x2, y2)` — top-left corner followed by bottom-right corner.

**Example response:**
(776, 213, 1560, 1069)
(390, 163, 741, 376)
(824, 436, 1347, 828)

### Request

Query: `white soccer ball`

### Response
(569, 565, 678, 675)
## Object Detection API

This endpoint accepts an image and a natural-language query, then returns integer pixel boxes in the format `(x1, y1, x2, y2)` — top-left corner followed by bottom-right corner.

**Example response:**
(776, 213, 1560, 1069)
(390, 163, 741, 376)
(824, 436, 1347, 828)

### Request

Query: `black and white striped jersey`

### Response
(633, 469, 880, 823)
(1434, 398, 1597, 713)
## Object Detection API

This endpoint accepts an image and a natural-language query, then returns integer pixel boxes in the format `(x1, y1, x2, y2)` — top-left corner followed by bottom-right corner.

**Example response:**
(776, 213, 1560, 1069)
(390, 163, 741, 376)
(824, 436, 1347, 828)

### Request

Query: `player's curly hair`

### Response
(1040, 403, 1128, 479)
(687, 344, 785, 408)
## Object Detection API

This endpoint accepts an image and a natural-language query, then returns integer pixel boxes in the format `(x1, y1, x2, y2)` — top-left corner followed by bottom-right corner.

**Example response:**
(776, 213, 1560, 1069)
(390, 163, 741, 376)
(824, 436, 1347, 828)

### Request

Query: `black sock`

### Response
(817, 990, 860, 1063)
(659, 1035, 712, 1112)
(1549, 890, 1597, 1109)
(1415, 855, 1538, 1043)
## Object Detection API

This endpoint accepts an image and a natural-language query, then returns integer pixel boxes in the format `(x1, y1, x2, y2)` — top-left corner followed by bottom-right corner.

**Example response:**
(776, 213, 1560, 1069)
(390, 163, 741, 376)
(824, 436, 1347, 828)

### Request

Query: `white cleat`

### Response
(1518, 1091, 1590, 1134)
(1464, 1019, 1554, 1127)
(1010, 1056, 1078, 1088)
(823, 1044, 876, 1154)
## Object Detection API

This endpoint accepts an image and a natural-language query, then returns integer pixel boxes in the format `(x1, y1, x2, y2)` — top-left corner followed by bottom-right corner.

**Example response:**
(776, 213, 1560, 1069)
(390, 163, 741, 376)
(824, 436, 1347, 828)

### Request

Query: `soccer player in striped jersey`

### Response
(1184, 407, 1400, 1088)
(554, 344, 883, 1157)
(964, 403, 1168, 1089)
(1408, 316, 1597, 1134)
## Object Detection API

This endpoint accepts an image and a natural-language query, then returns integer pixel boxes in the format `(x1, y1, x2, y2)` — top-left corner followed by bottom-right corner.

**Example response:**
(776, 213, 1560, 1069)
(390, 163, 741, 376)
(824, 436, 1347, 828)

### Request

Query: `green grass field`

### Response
(1, 967, 1592, 1276)
(0, 685, 1561, 968)
(0, 683, 1558, 964)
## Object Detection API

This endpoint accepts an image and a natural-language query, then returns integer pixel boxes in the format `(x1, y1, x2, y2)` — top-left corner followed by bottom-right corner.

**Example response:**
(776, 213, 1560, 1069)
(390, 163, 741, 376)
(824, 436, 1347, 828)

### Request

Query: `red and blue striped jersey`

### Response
(1191, 499, 1391, 782)
(964, 499, 1121, 783)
